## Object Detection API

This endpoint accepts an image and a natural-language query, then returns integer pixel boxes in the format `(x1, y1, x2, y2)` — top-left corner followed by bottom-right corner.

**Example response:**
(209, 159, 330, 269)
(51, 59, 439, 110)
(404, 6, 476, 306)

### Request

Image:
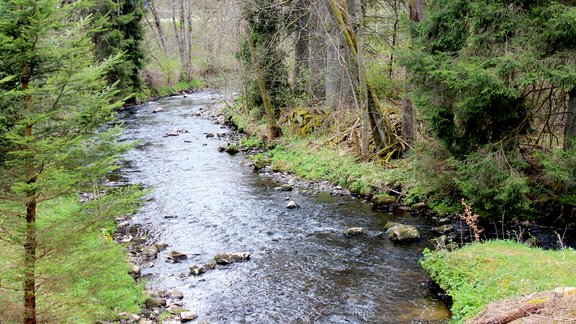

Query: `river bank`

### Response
(213, 97, 576, 323)
(114, 91, 452, 322)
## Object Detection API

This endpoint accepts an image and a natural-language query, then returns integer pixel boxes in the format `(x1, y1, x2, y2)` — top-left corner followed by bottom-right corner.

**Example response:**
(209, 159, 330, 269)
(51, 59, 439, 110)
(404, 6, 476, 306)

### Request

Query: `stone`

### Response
(180, 311, 198, 322)
(142, 245, 158, 259)
(217, 146, 226, 152)
(167, 250, 188, 262)
(129, 264, 141, 278)
(168, 305, 186, 314)
(162, 320, 181, 324)
(344, 227, 366, 237)
(372, 194, 396, 205)
(411, 202, 427, 210)
(205, 133, 215, 138)
(189, 264, 207, 276)
(165, 128, 188, 137)
(214, 252, 251, 265)
(189, 261, 217, 275)
(387, 224, 421, 242)
(225, 146, 239, 154)
(433, 224, 454, 234)
(169, 290, 184, 300)
(438, 217, 451, 224)
(155, 243, 168, 252)
(152, 107, 165, 113)
(286, 201, 299, 209)
(139, 320, 154, 324)
(144, 297, 166, 309)
(279, 184, 293, 191)
(383, 222, 399, 231)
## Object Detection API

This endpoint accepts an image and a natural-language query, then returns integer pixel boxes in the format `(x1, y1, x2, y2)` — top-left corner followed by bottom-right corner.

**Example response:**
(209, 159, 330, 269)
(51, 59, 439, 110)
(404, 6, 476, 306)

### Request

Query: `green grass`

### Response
(420, 240, 576, 322)
(0, 189, 145, 322)
(265, 136, 414, 196)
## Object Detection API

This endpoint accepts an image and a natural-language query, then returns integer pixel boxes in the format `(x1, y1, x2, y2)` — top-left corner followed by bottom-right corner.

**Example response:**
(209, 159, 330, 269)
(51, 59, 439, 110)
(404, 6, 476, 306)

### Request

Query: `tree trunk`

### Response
(402, 0, 426, 150)
(325, 0, 354, 110)
(307, 0, 327, 103)
(22, 67, 37, 324)
(564, 88, 576, 151)
(186, 0, 193, 81)
(171, 0, 184, 78)
(246, 26, 281, 139)
(388, 0, 399, 78)
(149, 1, 168, 54)
(354, 0, 369, 157)
(329, 0, 394, 151)
(294, 0, 310, 91)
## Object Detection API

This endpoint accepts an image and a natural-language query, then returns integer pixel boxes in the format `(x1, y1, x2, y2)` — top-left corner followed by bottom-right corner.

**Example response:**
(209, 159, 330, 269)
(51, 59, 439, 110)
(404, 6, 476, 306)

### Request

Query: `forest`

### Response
(0, 0, 575, 322)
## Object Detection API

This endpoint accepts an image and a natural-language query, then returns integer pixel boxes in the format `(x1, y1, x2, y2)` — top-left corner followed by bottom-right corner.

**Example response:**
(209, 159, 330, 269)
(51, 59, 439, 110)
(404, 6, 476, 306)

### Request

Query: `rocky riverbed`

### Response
(111, 91, 451, 323)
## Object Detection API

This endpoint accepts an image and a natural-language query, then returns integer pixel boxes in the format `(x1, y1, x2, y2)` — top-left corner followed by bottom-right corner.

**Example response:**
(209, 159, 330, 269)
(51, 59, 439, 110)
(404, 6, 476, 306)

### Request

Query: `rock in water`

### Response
(213, 252, 251, 265)
(286, 201, 299, 209)
(189, 261, 216, 276)
(344, 227, 366, 237)
(169, 290, 184, 300)
(165, 128, 189, 137)
(433, 224, 454, 234)
(142, 245, 159, 260)
(167, 250, 188, 263)
(189, 264, 207, 276)
(180, 311, 198, 322)
(387, 224, 421, 242)
(225, 146, 239, 155)
(152, 107, 165, 113)
(372, 194, 396, 206)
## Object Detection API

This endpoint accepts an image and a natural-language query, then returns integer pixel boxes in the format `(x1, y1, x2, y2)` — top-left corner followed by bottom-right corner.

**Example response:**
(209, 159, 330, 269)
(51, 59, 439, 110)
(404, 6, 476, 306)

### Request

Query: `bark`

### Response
(409, 0, 425, 22)
(149, 1, 168, 54)
(246, 26, 282, 139)
(22, 66, 37, 324)
(388, 0, 399, 78)
(307, 0, 327, 103)
(294, 0, 310, 89)
(330, 0, 394, 150)
(355, 0, 369, 157)
(564, 88, 576, 151)
(171, 0, 184, 70)
(185, 0, 193, 80)
(325, 0, 354, 110)
(402, 0, 426, 150)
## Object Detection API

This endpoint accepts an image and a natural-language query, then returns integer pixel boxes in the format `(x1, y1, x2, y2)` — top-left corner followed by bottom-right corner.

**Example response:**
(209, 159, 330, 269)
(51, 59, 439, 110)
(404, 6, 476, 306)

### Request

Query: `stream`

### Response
(117, 91, 450, 323)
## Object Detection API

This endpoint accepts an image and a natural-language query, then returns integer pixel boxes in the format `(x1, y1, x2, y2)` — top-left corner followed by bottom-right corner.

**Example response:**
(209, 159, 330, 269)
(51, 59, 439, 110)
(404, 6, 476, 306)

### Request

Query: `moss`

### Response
(372, 193, 396, 205)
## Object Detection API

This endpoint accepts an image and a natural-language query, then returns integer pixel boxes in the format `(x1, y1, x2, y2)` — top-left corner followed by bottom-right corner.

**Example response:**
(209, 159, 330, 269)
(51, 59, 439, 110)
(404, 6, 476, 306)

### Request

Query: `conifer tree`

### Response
(0, 0, 141, 322)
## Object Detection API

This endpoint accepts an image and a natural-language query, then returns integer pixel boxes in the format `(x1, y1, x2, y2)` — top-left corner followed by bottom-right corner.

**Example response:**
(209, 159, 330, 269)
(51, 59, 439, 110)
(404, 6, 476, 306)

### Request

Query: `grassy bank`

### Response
(420, 240, 576, 322)
(0, 192, 144, 322)
(232, 108, 418, 202)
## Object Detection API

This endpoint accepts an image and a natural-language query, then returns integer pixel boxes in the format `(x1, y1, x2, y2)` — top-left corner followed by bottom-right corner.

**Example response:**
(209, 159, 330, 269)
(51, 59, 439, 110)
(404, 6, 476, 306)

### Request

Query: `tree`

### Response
(0, 0, 141, 321)
(404, 0, 576, 217)
(92, 0, 146, 102)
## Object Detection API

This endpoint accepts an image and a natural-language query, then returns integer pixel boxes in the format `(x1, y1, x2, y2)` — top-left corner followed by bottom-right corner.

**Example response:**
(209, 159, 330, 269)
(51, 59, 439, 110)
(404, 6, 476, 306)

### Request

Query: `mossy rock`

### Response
(225, 146, 239, 154)
(387, 224, 421, 242)
(372, 194, 396, 205)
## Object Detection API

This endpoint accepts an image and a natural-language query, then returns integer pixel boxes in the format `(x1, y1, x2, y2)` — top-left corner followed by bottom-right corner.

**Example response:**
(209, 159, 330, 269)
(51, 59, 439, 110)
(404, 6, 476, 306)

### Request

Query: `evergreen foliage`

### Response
(91, 0, 145, 102)
(404, 0, 576, 219)
(0, 0, 142, 320)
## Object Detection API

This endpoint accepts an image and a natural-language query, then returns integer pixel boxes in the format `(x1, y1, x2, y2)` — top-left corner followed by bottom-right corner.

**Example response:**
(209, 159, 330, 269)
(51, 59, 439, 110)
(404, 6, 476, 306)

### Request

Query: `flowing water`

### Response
(117, 91, 450, 323)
